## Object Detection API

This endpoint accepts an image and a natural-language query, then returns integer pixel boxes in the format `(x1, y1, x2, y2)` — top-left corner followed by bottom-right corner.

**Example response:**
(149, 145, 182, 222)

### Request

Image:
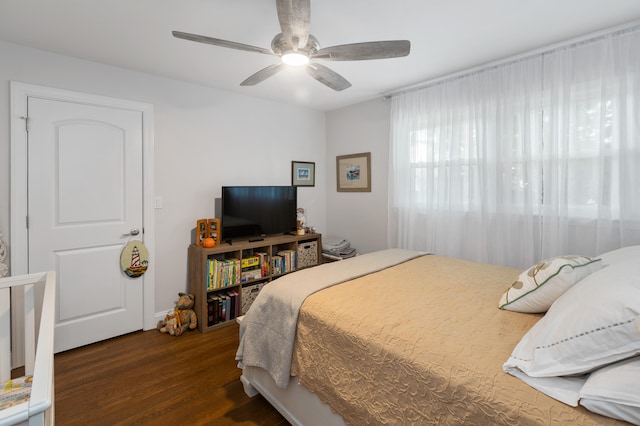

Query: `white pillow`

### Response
(580, 356, 640, 425)
(598, 245, 640, 266)
(498, 255, 603, 313)
(504, 258, 640, 378)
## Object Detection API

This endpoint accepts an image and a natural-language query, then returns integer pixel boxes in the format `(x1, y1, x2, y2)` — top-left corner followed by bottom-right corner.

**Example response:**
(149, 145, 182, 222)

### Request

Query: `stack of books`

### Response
(240, 253, 268, 282)
(274, 249, 297, 274)
(207, 258, 241, 290)
(207, 289, 240, 326)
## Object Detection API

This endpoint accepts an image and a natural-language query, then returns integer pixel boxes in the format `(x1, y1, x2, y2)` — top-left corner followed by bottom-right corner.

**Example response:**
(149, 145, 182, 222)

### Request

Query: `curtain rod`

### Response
(383, 19, 640, 99)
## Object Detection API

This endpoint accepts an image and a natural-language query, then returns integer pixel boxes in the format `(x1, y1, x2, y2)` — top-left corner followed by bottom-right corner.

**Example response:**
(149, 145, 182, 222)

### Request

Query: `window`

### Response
(389, 28, 640, 266)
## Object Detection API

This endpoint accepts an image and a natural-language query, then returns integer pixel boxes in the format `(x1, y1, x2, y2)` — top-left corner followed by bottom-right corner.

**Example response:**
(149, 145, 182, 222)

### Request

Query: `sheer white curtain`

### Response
(388, 27, 640, 268)
(540, 29, 640, 259)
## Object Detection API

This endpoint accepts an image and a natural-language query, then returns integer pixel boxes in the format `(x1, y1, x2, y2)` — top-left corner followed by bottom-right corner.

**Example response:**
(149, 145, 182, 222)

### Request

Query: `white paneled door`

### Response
(27, 97, 144, 353)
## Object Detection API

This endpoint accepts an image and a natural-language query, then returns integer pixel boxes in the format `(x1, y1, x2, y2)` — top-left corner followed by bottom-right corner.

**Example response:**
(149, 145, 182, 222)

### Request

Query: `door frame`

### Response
(9, 81, 156, 339)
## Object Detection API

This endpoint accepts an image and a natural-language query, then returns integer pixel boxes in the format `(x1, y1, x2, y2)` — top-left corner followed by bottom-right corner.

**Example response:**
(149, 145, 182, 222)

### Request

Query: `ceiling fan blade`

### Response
(240, 63, 286, 86)
(276, 0, 310, 49)
(305, 63, 352, 91)
(172, 31, 274, 55)
(312, 40, 411, 61)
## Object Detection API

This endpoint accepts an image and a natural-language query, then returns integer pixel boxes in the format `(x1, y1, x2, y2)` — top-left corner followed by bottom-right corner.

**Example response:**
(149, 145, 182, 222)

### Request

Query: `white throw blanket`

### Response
(235, 248, 423, 388)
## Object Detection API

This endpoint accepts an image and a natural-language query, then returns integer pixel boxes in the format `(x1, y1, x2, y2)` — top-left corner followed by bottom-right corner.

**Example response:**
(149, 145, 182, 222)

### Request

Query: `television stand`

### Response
(248, 238, 265, 242)
(188, 233, 322, 333)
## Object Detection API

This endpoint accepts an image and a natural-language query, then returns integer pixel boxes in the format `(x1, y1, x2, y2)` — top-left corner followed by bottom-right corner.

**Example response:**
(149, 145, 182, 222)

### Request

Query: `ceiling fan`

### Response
(172, 0, 410, 91)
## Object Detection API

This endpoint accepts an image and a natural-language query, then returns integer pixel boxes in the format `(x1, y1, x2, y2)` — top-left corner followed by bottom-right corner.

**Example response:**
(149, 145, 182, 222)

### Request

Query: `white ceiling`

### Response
(1, 0, 640, 111)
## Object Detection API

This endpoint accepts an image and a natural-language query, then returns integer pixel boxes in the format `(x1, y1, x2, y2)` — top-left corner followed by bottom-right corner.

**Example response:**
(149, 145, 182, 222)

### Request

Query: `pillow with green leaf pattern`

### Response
(498, 255, 602, 313)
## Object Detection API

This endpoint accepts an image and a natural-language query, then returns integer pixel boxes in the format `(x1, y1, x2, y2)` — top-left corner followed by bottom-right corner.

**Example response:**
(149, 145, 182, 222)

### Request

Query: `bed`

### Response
(236, 248, 640, 425)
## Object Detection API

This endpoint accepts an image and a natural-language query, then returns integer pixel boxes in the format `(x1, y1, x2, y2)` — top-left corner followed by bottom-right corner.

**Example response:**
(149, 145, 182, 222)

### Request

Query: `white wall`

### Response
(0, 41, 327, 314)
(325, 98, 392, 254)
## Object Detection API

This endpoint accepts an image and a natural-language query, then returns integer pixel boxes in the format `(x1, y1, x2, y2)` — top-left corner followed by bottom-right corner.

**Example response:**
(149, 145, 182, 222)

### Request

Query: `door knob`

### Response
(122, 228, 141, 237)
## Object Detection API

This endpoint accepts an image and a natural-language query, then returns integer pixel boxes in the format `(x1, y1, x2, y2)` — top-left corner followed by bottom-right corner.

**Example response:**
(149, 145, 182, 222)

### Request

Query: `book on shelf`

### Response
(219, 293, 228, 322)
(226, 289, 236, 321)
(241, 254, 264, 282)
(277, 249, 297, 273)
(228, 288, 240, 318)
(207, 258, 241, 290)
(271, 255, 283, 275)
(257, 252, 269, 276)
(207, 295, 219, 326)
(241, 255, 260, 269)
(241, 268, 262, 282)
(207, 288, 240, 326)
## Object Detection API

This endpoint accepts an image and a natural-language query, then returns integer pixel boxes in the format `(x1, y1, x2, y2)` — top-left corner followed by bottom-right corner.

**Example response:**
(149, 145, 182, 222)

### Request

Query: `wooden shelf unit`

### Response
(188, 233, 322, 333)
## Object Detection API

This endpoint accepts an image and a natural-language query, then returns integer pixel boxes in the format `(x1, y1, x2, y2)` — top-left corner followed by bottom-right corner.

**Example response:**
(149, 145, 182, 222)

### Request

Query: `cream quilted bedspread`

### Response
(291, 255, 626, 425)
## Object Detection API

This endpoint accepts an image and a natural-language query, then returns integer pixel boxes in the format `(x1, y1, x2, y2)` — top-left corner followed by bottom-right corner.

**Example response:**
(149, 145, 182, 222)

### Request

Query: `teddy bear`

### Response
(157, 292, 197, 336)
(157, 308, 178, 335)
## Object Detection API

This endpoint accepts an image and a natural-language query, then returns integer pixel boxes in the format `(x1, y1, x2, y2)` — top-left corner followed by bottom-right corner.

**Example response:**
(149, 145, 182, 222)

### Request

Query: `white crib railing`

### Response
(0, 272, 55, 426)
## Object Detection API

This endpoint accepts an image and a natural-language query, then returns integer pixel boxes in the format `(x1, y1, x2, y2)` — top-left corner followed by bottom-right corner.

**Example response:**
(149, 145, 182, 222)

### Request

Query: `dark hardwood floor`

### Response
(54, 323, 288, 425)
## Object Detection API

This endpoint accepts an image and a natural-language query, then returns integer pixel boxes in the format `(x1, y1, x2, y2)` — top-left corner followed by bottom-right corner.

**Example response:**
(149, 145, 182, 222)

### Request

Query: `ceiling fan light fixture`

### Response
(282, 52, 309, 67)
(172, 0, 410, 91)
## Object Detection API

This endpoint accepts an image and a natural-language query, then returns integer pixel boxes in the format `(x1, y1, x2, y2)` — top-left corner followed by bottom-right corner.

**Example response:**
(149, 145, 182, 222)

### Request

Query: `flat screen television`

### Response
(221, 185, 297, 242)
